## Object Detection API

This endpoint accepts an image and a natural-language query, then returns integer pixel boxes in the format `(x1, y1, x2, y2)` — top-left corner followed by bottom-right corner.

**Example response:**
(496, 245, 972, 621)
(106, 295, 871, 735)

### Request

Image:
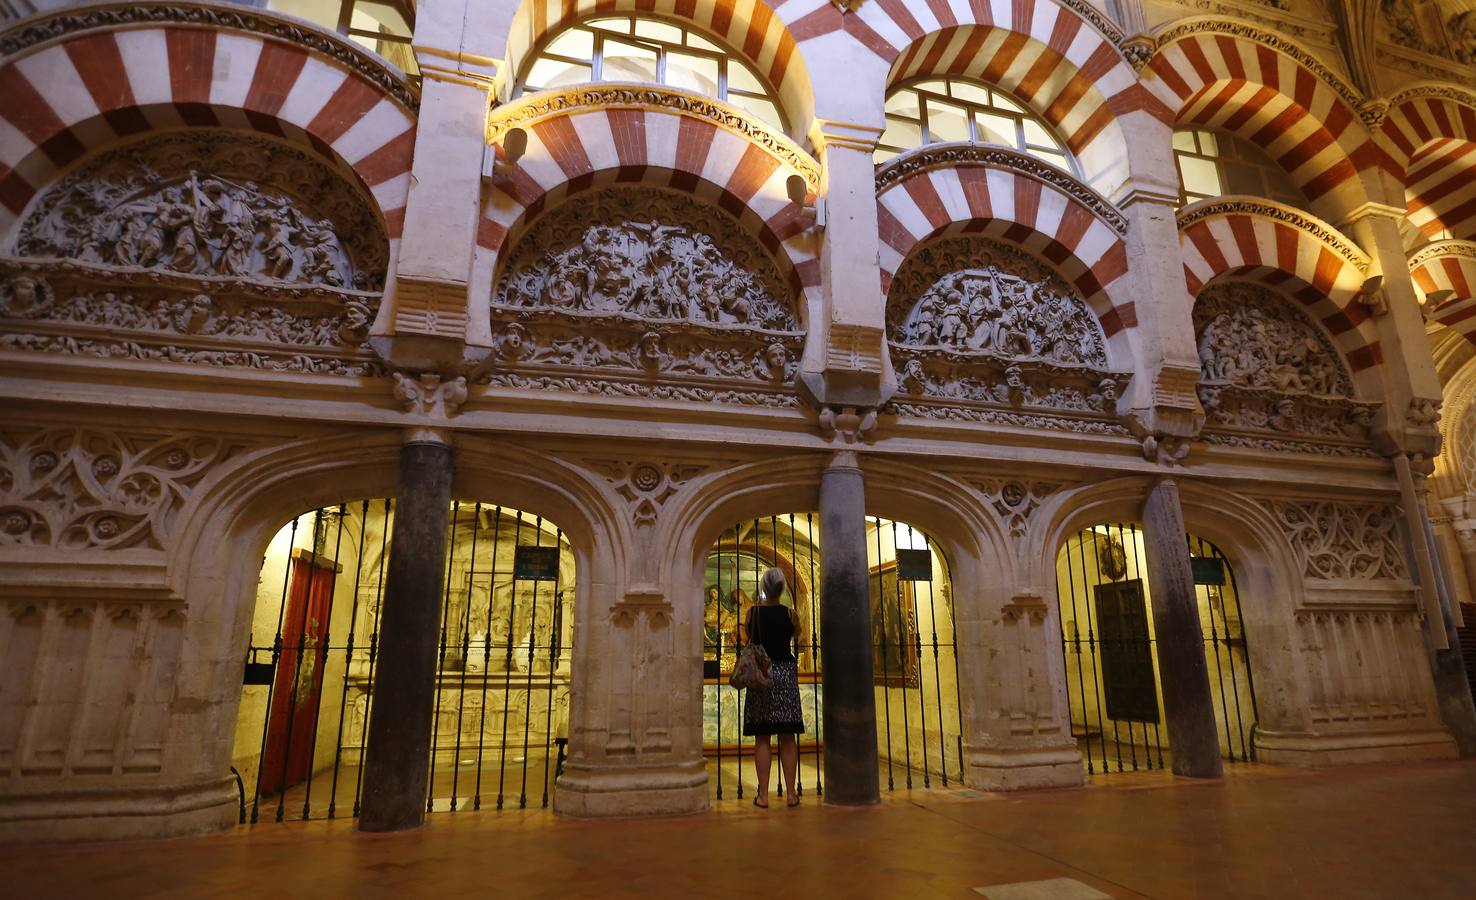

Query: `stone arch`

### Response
(1144, 20, 1382, 217)
(0, 15, 417, 240)
(1025, 476, 1309, 755)
(876, 15, 1150, 193)
(1381, 85, 1476, 242)
(1177, 201, 1381, 379)
(1411, 241, 1476, 346)
(504, 0, 814, 133)
(161, 430, 628, 826)
(877, 159, 1135, 365)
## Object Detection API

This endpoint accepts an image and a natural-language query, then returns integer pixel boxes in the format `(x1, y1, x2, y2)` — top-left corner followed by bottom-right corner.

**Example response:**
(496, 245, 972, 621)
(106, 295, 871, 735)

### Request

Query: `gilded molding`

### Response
(488, 84, 821, 189)
(0, 1, 419, 112)
(875, 143, 1129, 237)
(1153, 18, 1366, 121)
(1409, 239, 1476, 271)
(1176, 198, 1370, 273)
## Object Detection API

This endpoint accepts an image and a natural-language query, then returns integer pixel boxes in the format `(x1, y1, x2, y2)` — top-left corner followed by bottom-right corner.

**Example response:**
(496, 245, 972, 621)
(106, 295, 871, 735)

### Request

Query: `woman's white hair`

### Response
(759, 567, 786, 602)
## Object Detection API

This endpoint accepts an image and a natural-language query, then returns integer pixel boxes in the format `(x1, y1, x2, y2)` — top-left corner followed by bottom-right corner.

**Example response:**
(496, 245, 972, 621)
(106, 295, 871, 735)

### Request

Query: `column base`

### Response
(964, 743, 1086, 791)
(0, 775, 237, 842)
(553, 758, 708, 817)
(1255, 727, 1459, 767)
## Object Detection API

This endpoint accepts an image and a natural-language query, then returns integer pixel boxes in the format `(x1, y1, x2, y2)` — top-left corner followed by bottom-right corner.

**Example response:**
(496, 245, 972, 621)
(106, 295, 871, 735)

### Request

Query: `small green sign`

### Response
(896, 548, 933, 581)
(514, 546, 560, 581)
(1190, 556, 1225, 586)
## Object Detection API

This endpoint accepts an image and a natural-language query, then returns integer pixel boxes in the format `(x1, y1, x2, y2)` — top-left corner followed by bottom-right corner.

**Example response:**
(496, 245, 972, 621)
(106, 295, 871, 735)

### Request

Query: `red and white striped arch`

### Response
(0, 26, 416, 243)
(1178, 205, 1381, 371)
(477, 102, 821, 311)
(1411, 242, 1476, 345)
(1382, 90, 1476, 242)
(506, 0, 810, 127)
(876, 163, 1134, 344)
(1144, 27, 1379, 214)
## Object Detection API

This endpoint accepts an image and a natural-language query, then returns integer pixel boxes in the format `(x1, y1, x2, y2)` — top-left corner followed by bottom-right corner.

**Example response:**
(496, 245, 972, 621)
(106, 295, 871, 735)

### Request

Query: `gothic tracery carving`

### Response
(1261, 499, 1410, 581)
(16, 132, 386, 290)
(0, 429, 239, 550)
(1194, 282, 1378, 442)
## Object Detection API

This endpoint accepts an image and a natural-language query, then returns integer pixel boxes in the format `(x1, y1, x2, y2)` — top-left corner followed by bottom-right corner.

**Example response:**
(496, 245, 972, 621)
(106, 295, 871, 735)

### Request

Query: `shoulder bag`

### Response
(729, 606, 773, 690)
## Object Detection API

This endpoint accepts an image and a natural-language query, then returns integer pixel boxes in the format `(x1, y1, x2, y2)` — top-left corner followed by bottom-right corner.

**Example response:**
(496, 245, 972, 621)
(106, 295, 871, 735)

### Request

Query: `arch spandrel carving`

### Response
(1193, 282, 1380, 450)
(14, 131, 388, 292)
(883, 236, 1127, 430)
(482, 186, 804, 406)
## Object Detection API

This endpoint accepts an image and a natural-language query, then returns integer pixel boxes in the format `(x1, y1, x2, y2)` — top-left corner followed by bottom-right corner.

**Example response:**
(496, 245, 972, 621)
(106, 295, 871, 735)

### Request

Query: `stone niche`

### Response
(1193, 281, 1380, 454)
(12, 130, 387, 291)
(482, 186, 805, 407)
(883, 236, 1129, 433)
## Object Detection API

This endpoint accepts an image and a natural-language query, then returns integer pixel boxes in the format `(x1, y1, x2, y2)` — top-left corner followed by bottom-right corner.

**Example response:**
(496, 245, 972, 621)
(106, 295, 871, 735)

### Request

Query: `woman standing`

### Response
(741, 567, 804, 808)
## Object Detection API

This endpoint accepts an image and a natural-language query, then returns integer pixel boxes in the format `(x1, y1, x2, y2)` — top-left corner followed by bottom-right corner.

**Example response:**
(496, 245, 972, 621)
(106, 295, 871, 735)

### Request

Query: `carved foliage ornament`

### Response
(0, 429, 236, 550)
(16, 131, 387, 291)
(1263, 499, 1410, 581)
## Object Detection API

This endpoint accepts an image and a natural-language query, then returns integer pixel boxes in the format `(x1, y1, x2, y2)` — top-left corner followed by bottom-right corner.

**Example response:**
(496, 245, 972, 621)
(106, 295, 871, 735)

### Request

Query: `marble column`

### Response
(818, 450, 880, 804)
(1140, 479, 1223, 778)
(358, 440, 455, 831)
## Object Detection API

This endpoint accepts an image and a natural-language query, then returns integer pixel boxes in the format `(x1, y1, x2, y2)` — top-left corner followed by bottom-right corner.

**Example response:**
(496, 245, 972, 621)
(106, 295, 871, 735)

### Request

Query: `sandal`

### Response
(786, 795, 800, 808)
(753, 797, 769, 809)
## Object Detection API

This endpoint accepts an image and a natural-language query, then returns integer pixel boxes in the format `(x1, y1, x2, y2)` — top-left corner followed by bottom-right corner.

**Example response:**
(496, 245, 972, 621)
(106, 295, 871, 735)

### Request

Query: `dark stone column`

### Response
(818, 450, 880, 804)
(358, 440, 455, 831)
(1141, 478, 1223, 778)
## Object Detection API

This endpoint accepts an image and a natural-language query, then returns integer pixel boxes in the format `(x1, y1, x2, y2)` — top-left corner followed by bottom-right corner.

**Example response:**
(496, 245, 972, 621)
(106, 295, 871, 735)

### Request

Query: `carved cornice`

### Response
(1176, 198, 1370, 273)
(0, 2, 419, 112)
(489, 84, 821, 189)
(1386, 83, 1476, 116)
(874, 143, 1128, 237)
(1153, 18, 1367, 121)
(1409, 239, 1476, 271)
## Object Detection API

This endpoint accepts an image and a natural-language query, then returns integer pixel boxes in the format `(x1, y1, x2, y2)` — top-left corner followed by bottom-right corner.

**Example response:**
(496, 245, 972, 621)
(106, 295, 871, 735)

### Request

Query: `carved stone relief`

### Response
(1261, 499, 1411, 581)
(0, 429, 240, 550)
(884, 236, 1126, 428)
(15, 131, 387, 291)
(968, 478, 1064, 537)
(1194, 282, 1379, 446)
(482, 187, 803, 405)
(0, 259, 383, 377)
(1448, 10, 1476, 63)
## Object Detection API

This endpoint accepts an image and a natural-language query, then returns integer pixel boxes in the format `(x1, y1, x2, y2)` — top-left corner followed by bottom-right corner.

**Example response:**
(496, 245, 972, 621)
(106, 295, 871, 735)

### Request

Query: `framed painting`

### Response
(870, 562, 919, 688)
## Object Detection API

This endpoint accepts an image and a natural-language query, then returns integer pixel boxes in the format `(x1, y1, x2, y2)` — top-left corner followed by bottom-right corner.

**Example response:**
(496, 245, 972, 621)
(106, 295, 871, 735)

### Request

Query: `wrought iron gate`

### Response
(1054, 524, 1257, 774)
(236, 500, 573, 824)
(702, 514, 962, 799)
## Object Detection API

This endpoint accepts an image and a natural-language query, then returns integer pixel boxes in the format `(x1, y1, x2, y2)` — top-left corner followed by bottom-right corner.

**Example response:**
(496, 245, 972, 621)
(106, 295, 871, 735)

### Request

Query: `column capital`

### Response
(809, 119, 884, 155)
(414, 45, 500, 89)
(1337, 200, 1409, 231)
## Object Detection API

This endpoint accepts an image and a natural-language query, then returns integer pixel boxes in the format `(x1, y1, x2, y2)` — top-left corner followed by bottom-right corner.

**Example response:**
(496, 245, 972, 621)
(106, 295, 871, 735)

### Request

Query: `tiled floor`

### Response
(7, 759, 1476, 899)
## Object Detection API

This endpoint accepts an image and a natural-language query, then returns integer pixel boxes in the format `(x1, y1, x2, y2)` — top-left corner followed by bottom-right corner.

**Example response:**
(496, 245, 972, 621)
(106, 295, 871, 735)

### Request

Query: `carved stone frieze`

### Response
(0, 3, 419, 112)
(1261, 499, 1410, 581)
(885, 236, 1127, 430)
(1194, 282, 1379, 446)
(488, 86, 819, 188)
(1177, 200, 1369, 273)
(1383, 0, 1441, 55)
(1449, 11, 1476, 64)
(969, 479, 1064, 537)
(0, 428, 240, 550)
(582, 458, 722, 525)
(1200, 432, 1381, 456)
(874, 145, 1128, 236)
(480, 371, 800, 408)
(481, 186, 803, 407)
(884, 401, 1132, 435)
(16, 131, 386, 290)
(1408, 238, 1476, 270)
(0, 259, 382, 377)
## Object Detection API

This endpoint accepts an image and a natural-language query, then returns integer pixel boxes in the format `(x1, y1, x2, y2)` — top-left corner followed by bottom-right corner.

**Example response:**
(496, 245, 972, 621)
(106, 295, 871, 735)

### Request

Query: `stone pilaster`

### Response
(818, 450, 879, 804)
(1141, 479, 1223, 778)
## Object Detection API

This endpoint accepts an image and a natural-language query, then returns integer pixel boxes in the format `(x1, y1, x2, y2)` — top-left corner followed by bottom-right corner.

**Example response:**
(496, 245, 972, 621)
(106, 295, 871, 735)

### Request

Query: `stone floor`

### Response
(7, 759, 1476, 899)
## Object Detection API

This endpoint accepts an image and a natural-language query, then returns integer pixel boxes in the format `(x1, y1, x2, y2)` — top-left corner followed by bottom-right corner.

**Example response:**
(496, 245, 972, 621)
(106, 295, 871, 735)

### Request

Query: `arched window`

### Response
(1173, 128, 1307, 208)
(517, 16, 787, 132)
(266, 1, 416, 74)
(878, 79, 1075, 173)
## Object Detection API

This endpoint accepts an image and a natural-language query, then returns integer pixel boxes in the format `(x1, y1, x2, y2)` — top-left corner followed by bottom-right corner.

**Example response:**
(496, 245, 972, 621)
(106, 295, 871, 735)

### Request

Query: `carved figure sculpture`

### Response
(1193, 283, 1352, 398)
(1450, 11, 1476, 64)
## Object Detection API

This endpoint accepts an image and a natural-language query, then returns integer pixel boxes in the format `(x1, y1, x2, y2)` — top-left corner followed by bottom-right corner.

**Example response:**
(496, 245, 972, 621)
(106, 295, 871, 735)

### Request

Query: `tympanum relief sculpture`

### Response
(1193, 282, 1379, 451)
(884, 237, 1129, 433)
(482, 187, 803, 407)
(2, 132, 386, 376)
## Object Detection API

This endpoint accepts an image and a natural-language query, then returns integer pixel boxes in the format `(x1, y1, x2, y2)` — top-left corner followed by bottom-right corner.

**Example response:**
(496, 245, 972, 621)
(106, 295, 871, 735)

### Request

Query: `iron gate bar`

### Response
(496, 513, 526, 810)
(785, 513, 806, 797)
(1122, 522, 1166, 769)
(327, 500, 370, 818)
(891, 521, 915, 789)
(427, 501, 460, 813)
(519, 517, 546, 809)
(541, 527, 564, 808)
(276, 508, 324, 821)
(249, 513, 296, 825)
(473, 505, 504, 810)
(802, 512, 822, 796)
(448, 503, 482, 810)
(1113, 523, 1142, 771)
(1194, 535, 1236, 762)
(902, 524, 930, 789)
(300, 504, 348, 819)
(1219, 539, 1257, 761)
(353, 499, 392, 817)
(873, 520, 894, 791)
(1061, 529, 1094, 775)
(1078, 528, 1115, 773)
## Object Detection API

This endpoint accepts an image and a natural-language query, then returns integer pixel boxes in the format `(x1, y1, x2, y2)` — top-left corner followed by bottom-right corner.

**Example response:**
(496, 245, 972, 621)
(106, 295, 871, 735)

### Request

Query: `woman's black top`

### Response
(746, 604, 796, 662)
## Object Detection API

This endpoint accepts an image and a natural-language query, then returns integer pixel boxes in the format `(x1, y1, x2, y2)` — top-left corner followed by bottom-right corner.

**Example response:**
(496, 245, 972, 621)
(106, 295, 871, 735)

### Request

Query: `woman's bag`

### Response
(729, 608, 772, 690)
